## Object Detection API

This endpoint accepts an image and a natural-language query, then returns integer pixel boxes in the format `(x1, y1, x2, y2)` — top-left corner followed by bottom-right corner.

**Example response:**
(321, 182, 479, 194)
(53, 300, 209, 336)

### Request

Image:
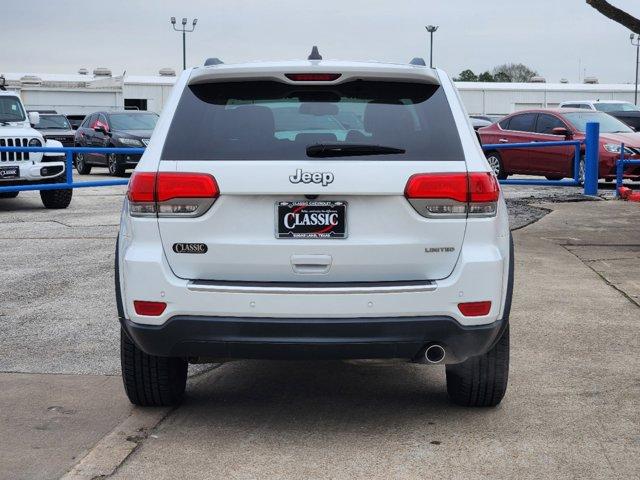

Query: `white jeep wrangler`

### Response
(0, 86, 72, 208)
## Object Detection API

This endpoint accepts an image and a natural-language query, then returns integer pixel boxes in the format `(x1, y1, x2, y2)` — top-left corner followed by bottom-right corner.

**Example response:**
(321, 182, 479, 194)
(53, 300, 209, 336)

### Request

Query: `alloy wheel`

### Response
(487, 155, 501, 177)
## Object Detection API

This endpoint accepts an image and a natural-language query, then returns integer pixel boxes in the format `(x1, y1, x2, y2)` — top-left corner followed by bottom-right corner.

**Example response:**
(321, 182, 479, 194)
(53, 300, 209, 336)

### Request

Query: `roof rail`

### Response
(409, 57, 426, 66)
(308, 46, 322, 60)
(204, 57, 224, 66)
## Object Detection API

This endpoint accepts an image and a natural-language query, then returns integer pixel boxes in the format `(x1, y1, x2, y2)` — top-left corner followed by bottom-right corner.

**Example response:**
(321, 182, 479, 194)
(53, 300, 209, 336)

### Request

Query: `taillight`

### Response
(458, 301, 492, 317)
(128, 172, 219, 217)
(284, 73, 342, 81)
(405, 172, 499, 218)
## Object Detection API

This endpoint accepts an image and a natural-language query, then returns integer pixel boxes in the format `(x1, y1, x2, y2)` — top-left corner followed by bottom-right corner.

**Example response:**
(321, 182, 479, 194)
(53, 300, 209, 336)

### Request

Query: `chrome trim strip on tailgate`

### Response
(187, 279, 437, 295)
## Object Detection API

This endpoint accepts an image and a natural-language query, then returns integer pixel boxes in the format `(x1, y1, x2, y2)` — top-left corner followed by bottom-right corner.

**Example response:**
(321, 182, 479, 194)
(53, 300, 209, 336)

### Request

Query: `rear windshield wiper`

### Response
(306, 143, 406, 158)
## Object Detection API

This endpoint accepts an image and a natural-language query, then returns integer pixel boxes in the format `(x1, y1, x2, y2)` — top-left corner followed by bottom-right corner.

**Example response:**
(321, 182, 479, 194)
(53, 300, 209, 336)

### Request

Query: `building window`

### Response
(124, 99, 148, 111)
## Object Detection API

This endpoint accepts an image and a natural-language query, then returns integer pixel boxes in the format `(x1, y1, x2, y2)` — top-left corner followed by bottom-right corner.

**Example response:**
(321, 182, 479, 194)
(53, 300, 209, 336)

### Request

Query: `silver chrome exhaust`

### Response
(424, 344, 446, 364)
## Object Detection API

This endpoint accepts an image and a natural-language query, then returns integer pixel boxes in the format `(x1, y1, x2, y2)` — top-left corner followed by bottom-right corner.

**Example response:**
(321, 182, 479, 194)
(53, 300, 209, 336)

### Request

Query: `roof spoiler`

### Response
(204, 58, 224, 66)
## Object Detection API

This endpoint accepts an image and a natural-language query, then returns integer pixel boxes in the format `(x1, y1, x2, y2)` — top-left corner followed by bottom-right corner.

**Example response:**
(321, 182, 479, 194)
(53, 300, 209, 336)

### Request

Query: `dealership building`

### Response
(2, 68, 638, 118)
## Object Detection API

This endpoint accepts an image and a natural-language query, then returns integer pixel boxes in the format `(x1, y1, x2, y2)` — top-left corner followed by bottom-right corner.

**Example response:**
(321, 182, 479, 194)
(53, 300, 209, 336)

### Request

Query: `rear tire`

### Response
(40, 175, 72, 209)
(0, 191, 19, 199)
(120, 328, 188, 407)
(445, 325, 510, 407)
(485, 151, 508, 180)
(75, 153, 92, 175)
(445, 232, 513, 407)
(545, 175, 563, 181)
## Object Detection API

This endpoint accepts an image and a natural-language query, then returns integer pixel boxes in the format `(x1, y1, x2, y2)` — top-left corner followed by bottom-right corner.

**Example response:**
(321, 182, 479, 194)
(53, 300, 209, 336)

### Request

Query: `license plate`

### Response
(0, 166, 19, 179)
(276, 201, 347, 239)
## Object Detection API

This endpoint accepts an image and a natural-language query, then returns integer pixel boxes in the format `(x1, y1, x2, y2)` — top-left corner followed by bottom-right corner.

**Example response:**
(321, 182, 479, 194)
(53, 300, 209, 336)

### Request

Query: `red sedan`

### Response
(478, 109, 640, 181)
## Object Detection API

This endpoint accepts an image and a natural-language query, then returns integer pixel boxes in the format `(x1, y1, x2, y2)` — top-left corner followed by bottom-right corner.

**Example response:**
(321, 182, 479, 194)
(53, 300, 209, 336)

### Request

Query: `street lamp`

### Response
(425, 25, 439, 69)
(171, 17, 198, 71)
(631, 33, 640, 105)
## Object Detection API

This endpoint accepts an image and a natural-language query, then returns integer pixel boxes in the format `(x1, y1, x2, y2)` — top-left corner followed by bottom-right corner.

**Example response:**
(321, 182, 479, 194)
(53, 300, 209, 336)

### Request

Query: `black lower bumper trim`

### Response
(122, 315, 505, 363)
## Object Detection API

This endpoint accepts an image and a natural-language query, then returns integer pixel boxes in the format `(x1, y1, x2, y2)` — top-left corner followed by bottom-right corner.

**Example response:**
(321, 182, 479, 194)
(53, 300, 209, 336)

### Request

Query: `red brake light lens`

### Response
(128, 172, 156, 202)
(285, 73, 342, 81)
(405, 173, 469, 202)
(134, 300, 167, 316)
(156, 172, 219, 202)
(468, 172, 500, 203)
(458, 301, 492, 317)
(127, 172, 219, 217)
(404, 172, 500, 218)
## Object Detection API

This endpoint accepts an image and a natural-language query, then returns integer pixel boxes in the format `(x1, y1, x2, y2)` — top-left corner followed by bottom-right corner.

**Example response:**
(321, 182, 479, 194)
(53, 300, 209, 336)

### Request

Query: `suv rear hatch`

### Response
(147, 73, 471, 282)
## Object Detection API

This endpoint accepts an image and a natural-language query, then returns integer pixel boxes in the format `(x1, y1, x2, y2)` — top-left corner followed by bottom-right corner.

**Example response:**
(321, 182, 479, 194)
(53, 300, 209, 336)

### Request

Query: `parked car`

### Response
(560, 100, 640, 131)
(33, 113, 75, 147)
(0, 90, 71, 208)
(74, 111, 158, 176)
(479, 108, 640, 181)
(116, 54, 513, 408)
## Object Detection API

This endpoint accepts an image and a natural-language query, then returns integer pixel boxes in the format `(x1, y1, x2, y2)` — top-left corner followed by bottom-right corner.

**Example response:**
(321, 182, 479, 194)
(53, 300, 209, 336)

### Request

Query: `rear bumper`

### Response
(121, 315, 505, 363)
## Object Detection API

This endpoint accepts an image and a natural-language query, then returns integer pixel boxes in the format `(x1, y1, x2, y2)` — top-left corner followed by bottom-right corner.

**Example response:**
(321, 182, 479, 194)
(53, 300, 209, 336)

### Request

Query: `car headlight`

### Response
(604, 143, 633, 154)
(28, 138, 42, 147)
(118, 137, 143, 147)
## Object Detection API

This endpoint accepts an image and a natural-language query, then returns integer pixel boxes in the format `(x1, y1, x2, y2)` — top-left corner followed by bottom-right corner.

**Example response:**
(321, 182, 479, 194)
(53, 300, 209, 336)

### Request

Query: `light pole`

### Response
(425, 25, 439, 69)
(631, 33, 640, 105)
(171, 17, 198, 70)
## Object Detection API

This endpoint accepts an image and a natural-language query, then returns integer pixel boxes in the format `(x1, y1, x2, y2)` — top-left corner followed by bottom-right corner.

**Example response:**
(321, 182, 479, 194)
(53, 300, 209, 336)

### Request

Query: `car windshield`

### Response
(594, 103, 640, 113)
(38, 115, 71, 129)
(162, 80, 464, 161)
(563, 111, 633, 133)
(0, 96, 26, 122)
(109, 113, 158, 131)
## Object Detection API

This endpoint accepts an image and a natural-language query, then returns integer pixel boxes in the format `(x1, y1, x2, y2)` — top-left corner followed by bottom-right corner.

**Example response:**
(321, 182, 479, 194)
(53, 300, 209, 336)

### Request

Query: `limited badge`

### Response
(172, 243, 208, 254)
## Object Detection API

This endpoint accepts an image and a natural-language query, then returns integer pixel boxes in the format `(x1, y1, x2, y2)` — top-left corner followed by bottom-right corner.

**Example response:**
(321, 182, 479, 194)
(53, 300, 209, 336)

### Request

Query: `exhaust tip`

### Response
(425, 344, 446, 364)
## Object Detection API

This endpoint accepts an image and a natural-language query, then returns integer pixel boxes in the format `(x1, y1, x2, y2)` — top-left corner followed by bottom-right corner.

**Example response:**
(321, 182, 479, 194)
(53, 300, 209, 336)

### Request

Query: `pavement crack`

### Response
(561, 245, 640, 308)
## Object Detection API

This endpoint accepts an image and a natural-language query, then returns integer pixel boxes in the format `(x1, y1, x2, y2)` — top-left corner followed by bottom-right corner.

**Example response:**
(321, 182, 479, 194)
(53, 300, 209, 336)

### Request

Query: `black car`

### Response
(34, 114, 75, 147)
(74, 111, 158, 176)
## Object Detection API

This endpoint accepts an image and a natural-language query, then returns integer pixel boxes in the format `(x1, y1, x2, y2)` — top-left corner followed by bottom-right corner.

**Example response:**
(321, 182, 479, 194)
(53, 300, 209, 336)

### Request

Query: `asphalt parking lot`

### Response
(1, 171, 639, 479)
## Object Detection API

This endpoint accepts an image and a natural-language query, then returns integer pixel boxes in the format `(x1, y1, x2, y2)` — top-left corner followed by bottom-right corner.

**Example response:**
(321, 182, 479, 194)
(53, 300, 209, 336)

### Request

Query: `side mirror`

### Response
(28, 111, 40, 126)
(94, 124, 108, 135)
(551, 127, 572, 139)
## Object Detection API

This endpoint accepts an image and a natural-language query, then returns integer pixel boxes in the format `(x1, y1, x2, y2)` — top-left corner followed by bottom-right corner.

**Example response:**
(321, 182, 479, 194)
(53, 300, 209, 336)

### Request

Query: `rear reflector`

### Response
(134, 300, 167, 316)
(128, 172, 219, 218)
(458, 301, 492, 317)
(405, 172, 499, 218)
(285, 73, 342, 81)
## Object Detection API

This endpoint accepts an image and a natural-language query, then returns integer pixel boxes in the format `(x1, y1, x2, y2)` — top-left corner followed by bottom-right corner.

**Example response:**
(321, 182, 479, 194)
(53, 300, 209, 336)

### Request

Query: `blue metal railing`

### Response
(481, 121, 601, 196)
(615, 143, 640, 198)
(0, 146, 145, 193)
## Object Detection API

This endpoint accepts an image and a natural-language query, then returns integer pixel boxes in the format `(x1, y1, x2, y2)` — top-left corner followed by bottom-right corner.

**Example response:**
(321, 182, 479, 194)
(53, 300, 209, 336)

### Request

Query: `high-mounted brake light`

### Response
(405, 172, 499, 218)
(127, 172, 219, 218)
(285, 73, 342, 82)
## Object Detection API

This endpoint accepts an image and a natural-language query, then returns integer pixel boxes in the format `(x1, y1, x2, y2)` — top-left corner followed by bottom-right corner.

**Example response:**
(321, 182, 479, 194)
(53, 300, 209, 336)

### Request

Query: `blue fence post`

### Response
(616, 145, 625, 198)
(584, 122, 600, 196)
(65, 151, 73, 186)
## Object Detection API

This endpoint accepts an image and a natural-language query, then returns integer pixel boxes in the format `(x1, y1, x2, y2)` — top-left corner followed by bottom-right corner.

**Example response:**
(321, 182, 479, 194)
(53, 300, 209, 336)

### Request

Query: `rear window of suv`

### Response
(162, 80, 464, 161)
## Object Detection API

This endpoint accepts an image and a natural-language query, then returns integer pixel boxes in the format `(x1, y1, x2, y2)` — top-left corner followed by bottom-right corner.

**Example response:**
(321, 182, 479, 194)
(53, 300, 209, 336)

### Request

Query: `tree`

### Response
(493, 72, 511, 82)
(455, 69, 478, 82)
(492, 63, 539, 82)
(586, 0, 640, 33)
(478, 71, 495, 82)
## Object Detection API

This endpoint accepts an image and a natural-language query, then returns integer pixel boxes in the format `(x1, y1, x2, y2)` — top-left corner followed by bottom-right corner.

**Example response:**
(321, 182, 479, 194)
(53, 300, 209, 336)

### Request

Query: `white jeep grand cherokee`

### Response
(0, 89, 71, 208)
(116, 53, 513, 408)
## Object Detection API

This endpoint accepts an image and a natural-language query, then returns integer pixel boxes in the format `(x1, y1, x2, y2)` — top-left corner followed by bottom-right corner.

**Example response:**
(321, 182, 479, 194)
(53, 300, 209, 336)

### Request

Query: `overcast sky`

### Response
(1, 0, 639, 83)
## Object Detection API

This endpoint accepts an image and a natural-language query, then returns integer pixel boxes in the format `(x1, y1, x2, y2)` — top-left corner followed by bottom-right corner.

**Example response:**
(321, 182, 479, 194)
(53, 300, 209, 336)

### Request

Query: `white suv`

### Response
(116, 53, 513, 408)
(0, 89, 71, 208)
